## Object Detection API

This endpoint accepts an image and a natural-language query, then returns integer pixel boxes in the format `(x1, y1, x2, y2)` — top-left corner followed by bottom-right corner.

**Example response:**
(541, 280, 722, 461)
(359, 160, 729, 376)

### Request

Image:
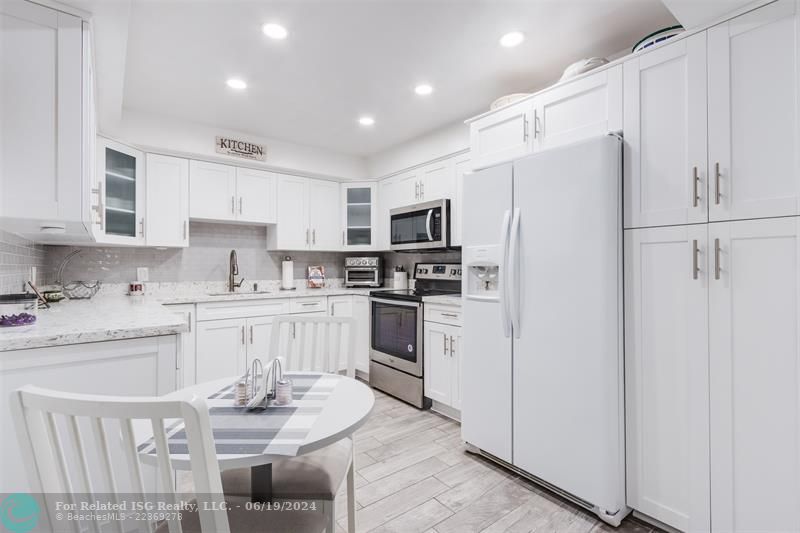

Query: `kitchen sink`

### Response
(206, 291, 273, 296)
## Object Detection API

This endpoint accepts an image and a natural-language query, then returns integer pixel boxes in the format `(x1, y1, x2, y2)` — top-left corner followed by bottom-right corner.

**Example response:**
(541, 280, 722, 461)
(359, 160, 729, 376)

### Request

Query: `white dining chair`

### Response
(222, 315, 358, 533)
(10, 385, 326, 533)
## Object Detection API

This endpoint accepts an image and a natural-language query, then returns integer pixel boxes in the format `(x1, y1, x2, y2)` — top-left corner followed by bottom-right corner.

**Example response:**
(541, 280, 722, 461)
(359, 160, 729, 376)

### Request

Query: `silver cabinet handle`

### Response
(92, 182, 105, 230)
(139, 218, 145, 237)
(239, 197, 243, 214)
(693, 166, 700, 207)
(342, 231, 345, 246)
(415, 182, 419, 200)
(312, 229, 316, 245)
(306, 228, 310, 245)
(183, 220, 188, 240)
(450, 335, 455, 357)
(300, 302, 318, 307)
(231, 196, 235, 214)
(241, 325, 245, 345)
(523, 115, 529, 142)
(420, 181, 424, 199)
(443, 334, 449, 354)
(187, 311, 192, 333)
(714, 238, 721, 280)
(441, 312, 459, 318)
(249, 325, 253, 344)
(692, 239, 700, 280)
(331, 302, 336, 315)
(714, 162, 721, 205)
(533, 110, 540, 140)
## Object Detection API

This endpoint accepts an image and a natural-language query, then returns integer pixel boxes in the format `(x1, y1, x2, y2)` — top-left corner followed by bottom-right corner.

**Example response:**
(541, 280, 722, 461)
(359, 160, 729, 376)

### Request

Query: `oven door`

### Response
(345, 268, 379, 287)
(390, 200, 448, 251)
(370, 297, 423, 377)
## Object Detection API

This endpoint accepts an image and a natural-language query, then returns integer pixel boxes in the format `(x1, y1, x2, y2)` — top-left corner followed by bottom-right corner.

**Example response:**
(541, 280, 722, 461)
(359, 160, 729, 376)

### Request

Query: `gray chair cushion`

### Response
(154, 496, 326, 533)
(221, 438, 353, 500)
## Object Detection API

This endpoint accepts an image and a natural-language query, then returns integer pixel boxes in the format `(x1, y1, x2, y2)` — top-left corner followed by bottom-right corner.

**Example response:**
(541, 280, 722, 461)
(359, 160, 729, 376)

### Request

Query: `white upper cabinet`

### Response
(451, 153, 471, 247)
(341, 182, 377, 250)
(308, 178, 341, 250)
(0, 1, 91, 240)
(95, 137, 146, 246)
(418, 159, 454, 202)
(709, 217, 800, 532)
(624, 225, 710, 532)
(189, 161, 275, 224)
(708, 0, 800, 222)
(235, 167, 277, 224)
(145, 154, 189, 247)
(469, 100, 534, 170)
(534, 65, 622, 152)
(268, 175, 340, 251)
(189, 160, 237, 221)
(624, 34, 708, 229)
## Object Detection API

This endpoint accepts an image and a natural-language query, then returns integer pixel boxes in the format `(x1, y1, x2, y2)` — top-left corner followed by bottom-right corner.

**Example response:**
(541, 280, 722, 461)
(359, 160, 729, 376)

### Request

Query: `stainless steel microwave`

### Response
(389, 199, 450, 251)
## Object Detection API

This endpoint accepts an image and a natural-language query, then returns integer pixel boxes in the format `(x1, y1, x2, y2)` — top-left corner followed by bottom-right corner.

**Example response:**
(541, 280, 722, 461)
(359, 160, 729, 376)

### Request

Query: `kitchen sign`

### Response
(215, 136, 266, 161)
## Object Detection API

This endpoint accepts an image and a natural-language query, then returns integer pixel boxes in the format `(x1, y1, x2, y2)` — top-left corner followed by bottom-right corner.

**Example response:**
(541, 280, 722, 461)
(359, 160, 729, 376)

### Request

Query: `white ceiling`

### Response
(118, 0, 677, 157)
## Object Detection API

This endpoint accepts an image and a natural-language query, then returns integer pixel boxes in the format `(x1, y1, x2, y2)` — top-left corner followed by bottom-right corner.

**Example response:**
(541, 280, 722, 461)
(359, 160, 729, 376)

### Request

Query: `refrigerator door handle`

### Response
(499, 209, 512, 338)
(509, 208, 522, 338)
(425, 209, 434, 241)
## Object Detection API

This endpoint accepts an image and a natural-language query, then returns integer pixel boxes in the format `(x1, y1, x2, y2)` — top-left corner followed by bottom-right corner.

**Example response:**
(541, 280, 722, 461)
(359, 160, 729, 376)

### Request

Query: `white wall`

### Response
(103, 109, 368, 180)
(366, 120, 470, 178)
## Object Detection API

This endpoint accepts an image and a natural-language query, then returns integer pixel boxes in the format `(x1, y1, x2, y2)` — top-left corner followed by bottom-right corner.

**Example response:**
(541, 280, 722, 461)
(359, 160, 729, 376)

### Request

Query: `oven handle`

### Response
(426, 209, 433, 241)
(370, 297, 422, 309)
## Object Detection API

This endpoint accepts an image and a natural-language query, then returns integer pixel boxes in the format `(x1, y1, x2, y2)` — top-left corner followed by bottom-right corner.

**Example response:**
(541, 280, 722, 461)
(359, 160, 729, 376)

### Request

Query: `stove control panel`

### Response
(415, 263, 462, 281)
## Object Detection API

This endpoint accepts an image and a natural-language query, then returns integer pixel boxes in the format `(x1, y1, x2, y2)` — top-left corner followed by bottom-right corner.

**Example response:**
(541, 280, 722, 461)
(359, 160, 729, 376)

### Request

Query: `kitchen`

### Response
(1, 0, 799, 532)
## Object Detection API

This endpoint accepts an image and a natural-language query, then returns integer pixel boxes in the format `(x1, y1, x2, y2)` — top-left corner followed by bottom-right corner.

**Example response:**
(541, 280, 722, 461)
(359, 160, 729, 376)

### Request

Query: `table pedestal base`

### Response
(250, 464, 273, 502)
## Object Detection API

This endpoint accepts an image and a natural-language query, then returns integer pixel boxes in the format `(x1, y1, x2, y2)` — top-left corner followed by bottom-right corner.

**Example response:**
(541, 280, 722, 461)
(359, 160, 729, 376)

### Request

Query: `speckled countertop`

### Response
(422, 294, 463, 307)
(0, 297, 188, 352)
(158, 286, 378, 305)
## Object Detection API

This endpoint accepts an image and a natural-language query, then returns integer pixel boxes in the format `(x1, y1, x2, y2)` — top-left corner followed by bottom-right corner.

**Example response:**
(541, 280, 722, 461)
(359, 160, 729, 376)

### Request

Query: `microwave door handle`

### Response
(426, 209, 434, 241)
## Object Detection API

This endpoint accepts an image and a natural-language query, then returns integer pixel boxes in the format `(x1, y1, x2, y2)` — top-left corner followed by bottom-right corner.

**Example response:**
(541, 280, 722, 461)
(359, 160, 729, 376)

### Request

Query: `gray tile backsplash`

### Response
(0, 229, 48, 294)
(45, 222, 348, 284)
(382, 251, 462, 279)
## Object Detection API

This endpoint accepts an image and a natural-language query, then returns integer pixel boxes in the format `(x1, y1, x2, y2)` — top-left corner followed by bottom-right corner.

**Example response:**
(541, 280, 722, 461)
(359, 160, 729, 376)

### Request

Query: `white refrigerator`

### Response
(460, 134, 627, 525)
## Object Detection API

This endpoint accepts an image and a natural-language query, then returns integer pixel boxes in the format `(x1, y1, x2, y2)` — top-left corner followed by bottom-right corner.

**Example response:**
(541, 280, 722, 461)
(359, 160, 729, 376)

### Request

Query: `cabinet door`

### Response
(424, 322, 452, 405)
(96, 138, 146, 245)
(0, 2, 82, 223)
(418, 159, 454, 202)
(451, 154, 471, 247)
(709, 217, 800, 532)
(708, 0, 800, 222)
(624, 225, 710, 532)
(328, 296, 354, 372)
(534, 65, 622, 152)
(449, 327, 462, 411)
(247, 315, 275, 366)
(308, 178, 341, 251)
(352, 296, 370, 375)
(189, 160, 237, 221)
(146, 154, 189, 247)
(624, 34, 708, 229)
(195, 319, 246, 384)
(341, 183, 376, 250)
(236, 167, 276, 224)
(394, 169, 420, 206)
(167, 304, 196, 388)
(469, 100, 533, 170)
(377, 177, 397, 251)
(270, 174, 309, 250)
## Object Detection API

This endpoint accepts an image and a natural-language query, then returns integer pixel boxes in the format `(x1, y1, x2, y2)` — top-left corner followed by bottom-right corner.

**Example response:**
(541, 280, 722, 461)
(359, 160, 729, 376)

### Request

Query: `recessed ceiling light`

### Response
(226, 78, 247, 90)
(414, 84, 434, 96)
(262, 23, 288, 40)
(500, 31, 525, 48)
(358, 116, 375, 127)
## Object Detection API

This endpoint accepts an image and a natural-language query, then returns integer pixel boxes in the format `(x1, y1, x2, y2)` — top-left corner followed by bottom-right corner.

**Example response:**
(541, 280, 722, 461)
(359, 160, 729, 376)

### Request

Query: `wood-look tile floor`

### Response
(334, 387, 661, 533)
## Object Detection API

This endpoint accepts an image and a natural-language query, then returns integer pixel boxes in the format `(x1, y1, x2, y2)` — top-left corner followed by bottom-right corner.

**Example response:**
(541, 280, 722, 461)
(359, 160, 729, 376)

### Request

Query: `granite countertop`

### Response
(0, 297, 188, 352)
(422, 295, 463, 307)
(158, 286, 379, 305)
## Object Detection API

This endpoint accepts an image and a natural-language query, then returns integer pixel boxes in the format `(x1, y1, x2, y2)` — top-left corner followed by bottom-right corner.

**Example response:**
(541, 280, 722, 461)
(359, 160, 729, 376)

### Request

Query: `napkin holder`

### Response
(246, 357, 284, 410)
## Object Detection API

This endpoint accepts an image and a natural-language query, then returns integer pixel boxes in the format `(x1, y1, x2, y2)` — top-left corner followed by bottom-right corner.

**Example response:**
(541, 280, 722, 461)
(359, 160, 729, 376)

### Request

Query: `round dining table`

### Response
(138, 372, 374, 501)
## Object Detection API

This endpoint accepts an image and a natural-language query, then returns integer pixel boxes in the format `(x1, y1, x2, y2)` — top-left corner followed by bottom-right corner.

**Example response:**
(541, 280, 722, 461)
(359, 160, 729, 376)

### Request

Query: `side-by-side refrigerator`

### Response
(461, 134, 627, 525)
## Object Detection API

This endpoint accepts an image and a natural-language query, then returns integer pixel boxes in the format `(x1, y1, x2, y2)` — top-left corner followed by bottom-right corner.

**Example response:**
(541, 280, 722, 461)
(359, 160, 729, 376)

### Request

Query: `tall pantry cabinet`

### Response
(624, 2, 800, 532)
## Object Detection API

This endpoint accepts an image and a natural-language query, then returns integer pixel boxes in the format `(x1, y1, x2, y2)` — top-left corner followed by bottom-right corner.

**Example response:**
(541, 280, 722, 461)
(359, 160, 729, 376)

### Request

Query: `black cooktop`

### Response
(370, 287, 461, 302)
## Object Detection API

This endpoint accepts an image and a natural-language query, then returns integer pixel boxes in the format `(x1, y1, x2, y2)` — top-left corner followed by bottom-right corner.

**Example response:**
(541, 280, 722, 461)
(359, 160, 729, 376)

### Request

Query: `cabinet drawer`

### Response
(196, 299, 290, 321)
(424, 304, 463, 326)
(291, 297, 327, 314)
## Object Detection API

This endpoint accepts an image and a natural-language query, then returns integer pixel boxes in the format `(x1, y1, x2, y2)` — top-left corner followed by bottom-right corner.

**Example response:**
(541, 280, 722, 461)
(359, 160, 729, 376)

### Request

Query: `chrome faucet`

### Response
(229, 249, 244, 292)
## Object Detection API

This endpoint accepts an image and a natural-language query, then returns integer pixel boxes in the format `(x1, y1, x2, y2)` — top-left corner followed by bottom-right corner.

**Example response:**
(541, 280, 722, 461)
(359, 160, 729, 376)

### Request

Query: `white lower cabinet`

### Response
(626, 217, 800, 532)
(624, 225, 710, 532)
(423, 313, 461, 413)
(328, 295, 370, 375)
(195, 318, 247, 384)
(167, 303, 196, 388)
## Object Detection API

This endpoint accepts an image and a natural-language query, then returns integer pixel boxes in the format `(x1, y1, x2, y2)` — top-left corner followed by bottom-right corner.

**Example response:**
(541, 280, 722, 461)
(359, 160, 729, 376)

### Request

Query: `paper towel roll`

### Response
(393, 271, 408, 290)
(282, 260, 294, 289)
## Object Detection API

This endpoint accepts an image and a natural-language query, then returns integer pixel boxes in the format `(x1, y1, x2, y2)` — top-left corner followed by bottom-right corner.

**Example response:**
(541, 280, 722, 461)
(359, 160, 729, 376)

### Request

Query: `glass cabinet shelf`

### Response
(344, 185, 374, 247)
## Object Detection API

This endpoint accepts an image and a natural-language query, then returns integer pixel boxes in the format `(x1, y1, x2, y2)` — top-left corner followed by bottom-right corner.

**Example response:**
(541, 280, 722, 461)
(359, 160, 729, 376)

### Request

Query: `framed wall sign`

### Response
(215, 136, 266, 161)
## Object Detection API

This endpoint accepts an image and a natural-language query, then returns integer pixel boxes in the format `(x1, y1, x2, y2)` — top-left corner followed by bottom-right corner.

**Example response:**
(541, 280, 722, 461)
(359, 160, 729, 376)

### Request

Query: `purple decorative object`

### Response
(0, 313, 37, 327)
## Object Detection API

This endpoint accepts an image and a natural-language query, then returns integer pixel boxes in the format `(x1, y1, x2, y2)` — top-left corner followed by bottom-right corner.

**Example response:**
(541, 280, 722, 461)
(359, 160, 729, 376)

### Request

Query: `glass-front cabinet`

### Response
(94, 137, 145, 245)
(340, 182, 377, 250)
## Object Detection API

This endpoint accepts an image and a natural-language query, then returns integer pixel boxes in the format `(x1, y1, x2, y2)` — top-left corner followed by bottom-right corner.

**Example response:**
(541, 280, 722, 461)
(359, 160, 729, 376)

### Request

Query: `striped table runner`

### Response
(139, 372, 341, 458)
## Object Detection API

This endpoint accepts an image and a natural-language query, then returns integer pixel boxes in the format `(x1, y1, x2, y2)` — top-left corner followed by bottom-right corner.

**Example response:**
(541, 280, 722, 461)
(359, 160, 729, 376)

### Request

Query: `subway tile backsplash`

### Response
(0, 229, 48, 294)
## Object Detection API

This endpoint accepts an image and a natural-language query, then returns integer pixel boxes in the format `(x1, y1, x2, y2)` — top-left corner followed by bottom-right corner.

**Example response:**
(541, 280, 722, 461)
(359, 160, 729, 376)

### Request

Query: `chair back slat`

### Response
(11, 387, 232, 533)
(269, 316, 356, 376)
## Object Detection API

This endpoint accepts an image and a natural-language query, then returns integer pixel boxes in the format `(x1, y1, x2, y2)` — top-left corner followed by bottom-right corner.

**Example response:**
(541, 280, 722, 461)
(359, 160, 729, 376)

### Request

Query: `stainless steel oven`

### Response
(390, 199, 449, 251)
(369, 297, 423, 377)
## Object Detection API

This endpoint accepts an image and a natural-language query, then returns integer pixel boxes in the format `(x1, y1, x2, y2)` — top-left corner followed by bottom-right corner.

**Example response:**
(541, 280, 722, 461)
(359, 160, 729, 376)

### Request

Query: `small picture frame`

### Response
(307, 266, 326, 288)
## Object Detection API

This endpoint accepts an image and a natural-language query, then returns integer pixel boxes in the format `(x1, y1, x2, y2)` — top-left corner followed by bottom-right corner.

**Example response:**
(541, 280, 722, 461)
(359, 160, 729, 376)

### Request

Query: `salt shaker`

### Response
(274, 379, 293, 406)
(234, 379, 249, 406)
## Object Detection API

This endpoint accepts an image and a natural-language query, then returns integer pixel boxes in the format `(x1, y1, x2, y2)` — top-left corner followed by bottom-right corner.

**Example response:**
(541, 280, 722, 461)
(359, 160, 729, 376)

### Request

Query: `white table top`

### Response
(140, 373, 374, 470)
